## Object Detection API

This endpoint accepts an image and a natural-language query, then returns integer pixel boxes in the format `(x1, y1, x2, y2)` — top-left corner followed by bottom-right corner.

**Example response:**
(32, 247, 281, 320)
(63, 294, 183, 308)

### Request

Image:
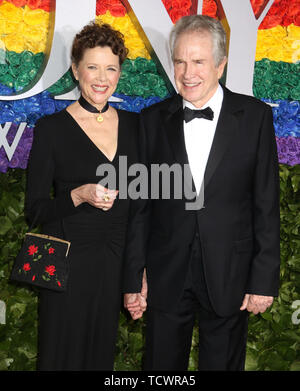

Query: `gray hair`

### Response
(169, 15, 227, 66)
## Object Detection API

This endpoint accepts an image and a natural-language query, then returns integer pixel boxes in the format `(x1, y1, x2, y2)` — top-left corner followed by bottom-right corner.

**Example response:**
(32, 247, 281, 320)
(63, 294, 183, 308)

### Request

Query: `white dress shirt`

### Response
(183, 84, 224, 195)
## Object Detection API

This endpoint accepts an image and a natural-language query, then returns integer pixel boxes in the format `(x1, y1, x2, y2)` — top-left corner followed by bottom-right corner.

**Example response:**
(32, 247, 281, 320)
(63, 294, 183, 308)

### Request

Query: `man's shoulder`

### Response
(141, 94, 179, 116)
(224, 87, 271, 113)
(117, 108, 139, 123)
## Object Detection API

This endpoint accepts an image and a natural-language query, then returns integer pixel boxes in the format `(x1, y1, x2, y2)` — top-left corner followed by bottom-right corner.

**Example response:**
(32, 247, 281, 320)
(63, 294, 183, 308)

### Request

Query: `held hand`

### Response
(141, 269, 148, 301)
(132, 269, 148, 318)
(124, 270, 148, 320)
(124, 293, 141, 312)
(129, 294, 147, 320)
(71, 183, 118, 211)
(124, 293, 144, 320)
(134, 296, 147, 320)
(240, 294, 274, 315)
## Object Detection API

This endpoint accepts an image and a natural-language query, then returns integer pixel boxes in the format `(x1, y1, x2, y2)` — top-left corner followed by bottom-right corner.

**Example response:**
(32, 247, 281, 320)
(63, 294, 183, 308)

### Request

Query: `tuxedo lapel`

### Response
(163, 94, 188, 166)
(204, 87, 241, 190)
(161, 89, 242, 196)
(163, 94, 196, 195)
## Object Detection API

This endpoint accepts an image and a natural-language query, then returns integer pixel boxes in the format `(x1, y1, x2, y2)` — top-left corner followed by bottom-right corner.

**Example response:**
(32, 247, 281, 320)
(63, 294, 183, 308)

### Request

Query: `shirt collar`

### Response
(183, 84, 223, 114)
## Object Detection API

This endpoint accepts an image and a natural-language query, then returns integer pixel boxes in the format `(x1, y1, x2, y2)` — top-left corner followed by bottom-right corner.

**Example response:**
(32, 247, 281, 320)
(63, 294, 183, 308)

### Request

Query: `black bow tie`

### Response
(183, 106, 214, 123)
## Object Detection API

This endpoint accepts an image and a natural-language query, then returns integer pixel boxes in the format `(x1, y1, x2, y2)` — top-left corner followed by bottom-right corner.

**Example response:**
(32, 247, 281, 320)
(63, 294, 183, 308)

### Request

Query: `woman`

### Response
(25, 22, 139, 370)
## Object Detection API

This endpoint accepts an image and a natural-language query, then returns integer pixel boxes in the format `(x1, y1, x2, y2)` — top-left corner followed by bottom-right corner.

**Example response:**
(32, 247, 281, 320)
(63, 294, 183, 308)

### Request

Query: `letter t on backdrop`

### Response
(125, 0, 275, 96)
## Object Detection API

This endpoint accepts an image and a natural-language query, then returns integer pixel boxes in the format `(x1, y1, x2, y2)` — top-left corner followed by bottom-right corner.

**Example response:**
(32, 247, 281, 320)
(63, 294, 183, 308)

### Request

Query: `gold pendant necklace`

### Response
(97, 114, 104, 123)
(78, 95, 109, 123)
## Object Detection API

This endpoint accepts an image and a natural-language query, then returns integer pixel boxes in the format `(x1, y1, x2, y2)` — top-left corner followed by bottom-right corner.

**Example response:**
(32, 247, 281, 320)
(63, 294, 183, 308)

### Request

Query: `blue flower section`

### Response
(0, 89, 73, 126)
(0, 90, 168, 172)
(0, 88, 299, 173)
(110, 93, 166, 112)
(0, 87, 166, 127)
(0, 86, 298, 137)
(262, 99, 300, 137)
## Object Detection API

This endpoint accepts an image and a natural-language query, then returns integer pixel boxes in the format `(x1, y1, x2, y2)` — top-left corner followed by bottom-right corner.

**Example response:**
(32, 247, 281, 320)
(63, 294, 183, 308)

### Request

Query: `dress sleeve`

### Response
(246, 104, 280, 296)
(25, 117, 78, 226)
(123, 112, 150, 293)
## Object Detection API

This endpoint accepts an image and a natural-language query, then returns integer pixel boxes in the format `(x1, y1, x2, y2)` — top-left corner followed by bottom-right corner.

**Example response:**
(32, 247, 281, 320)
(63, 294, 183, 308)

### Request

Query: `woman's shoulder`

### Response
(34, 109, 70, 137)
(36, 109, 67, 126)
(116, 108, 139, 123)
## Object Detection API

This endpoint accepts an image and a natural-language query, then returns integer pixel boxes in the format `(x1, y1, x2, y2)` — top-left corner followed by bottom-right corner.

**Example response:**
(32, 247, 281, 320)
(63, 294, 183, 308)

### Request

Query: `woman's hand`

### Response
(71, 184, 118, 211)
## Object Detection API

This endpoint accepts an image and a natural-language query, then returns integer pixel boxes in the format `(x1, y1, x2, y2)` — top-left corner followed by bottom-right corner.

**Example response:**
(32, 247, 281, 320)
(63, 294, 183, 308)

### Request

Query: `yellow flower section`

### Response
(0, 1, 23, 22)
(0, 1, 49, 53)
(96, 12, 150, 60)
(0, 1, 150, 59)
(0, 1, 299, 64)
(256, 24, 300, 63)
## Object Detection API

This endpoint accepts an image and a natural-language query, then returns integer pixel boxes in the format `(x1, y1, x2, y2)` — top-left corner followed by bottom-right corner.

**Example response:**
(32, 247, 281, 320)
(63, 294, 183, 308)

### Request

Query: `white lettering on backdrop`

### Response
(0, 0, 275, 161)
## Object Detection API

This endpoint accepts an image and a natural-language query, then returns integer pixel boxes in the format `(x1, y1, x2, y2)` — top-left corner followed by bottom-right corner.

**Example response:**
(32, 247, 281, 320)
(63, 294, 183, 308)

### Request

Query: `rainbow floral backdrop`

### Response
(0, 0, 299, 172)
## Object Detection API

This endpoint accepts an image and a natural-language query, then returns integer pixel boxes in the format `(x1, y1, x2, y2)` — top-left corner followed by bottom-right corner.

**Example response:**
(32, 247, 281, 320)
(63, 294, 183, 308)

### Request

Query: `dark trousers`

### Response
(144, 233, 249, 371)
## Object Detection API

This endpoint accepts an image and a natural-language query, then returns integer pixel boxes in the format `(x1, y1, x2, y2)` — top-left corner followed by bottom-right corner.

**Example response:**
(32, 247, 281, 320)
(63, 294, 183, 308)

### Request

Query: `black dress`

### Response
(25, 108, 139, 370)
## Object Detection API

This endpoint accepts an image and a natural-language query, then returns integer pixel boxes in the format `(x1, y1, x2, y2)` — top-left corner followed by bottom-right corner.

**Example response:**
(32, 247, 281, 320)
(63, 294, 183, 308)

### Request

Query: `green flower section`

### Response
(1, 51, 300, 102)
(253, 59, 300, 101)
(46, 72, 75, 96)
(49, 57, 170, 99)
(0, 50, 44, 92)
(0, 50, 75, 95)
(0, 49, 44, 91)
(0, 165, 299, 370)
(0, 51, 169, 98)
(117, 57, 169, 98)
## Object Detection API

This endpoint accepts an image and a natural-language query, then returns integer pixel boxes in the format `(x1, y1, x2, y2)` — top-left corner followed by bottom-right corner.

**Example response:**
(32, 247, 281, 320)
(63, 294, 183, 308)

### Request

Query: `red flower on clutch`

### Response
(28, 245, 38, 255)
(45, 265, 56, 276)
(23, 263, 31, 272)
(48, 247, 55, 254)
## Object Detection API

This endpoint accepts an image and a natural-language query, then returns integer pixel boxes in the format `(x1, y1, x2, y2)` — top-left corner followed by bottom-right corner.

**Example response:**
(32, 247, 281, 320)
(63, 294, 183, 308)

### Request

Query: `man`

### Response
(123, 15, 280, 371)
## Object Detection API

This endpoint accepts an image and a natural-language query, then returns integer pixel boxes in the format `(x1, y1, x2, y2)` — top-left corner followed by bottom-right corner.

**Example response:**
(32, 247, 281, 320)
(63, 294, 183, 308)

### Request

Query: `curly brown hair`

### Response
(71, 21, 128, 66)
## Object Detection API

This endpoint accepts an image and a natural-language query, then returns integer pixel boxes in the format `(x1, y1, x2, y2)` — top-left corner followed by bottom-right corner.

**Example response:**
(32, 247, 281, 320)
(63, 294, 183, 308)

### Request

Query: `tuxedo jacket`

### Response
(123, 85, 280, 317)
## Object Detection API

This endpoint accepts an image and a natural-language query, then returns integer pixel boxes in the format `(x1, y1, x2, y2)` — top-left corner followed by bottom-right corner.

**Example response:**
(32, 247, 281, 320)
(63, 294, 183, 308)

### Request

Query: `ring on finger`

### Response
(102, 194, 110, 202)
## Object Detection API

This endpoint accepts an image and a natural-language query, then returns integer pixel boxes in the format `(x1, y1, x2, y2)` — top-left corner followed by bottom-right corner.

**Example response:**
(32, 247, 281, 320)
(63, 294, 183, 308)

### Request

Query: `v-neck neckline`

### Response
(63, 108, 120, 163)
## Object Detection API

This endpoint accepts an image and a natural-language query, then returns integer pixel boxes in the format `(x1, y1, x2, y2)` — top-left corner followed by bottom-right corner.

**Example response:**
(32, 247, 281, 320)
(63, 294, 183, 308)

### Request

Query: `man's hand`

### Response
(240, 294, 274, 314)
(124, 270, 148, 320)
(124, 293, 143, 319)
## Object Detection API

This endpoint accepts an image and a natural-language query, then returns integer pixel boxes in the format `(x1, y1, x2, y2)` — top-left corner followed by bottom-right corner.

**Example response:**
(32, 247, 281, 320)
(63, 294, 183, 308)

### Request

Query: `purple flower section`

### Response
(0, 91, 299, 172)
(276, 137, 300, 166)
(0, 129, 298, 175)
(0, 123, 33, 173)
